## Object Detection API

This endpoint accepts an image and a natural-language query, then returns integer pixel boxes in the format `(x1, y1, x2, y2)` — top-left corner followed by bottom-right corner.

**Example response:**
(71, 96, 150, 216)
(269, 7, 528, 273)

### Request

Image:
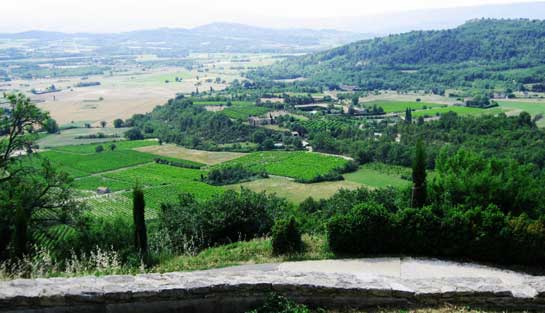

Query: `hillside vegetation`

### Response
(250, 19, 545, 91)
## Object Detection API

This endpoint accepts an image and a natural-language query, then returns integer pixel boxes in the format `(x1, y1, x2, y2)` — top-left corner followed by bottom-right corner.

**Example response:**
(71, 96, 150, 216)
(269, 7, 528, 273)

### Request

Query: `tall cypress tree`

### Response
(405, 108, 412, 124)
(132, 185, 148, 260)
(411, 139, 427, 208)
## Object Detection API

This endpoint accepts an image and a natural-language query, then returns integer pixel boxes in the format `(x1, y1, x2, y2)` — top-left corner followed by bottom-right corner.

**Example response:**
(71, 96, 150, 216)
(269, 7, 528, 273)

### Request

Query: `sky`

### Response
(0, 0, 539, 33)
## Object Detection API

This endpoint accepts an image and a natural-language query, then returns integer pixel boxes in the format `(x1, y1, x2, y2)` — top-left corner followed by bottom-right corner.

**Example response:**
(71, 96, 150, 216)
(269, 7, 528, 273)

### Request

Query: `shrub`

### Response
(327, 199, 545, 266)
(205, 164, 267, 185)
(113, 118, 124, 128)
(328, 202, 392, 255)
(95, 145, 104, 153)
(394, 206, 441, 254)
(158, 189, 289, 253)
(125, 128, 144, 141)
(272, 217, 303, 255)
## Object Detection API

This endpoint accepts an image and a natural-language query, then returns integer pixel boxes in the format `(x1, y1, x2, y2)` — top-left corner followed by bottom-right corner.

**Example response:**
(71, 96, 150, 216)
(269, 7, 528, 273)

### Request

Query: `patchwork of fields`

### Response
(361, 100, 445, 113)
(219, 151, 350, 181)
(411, 106, 503, 118)
(33, 138, 415, 219)
(194, 100, 272, 120)
(497, 100, 545, 127)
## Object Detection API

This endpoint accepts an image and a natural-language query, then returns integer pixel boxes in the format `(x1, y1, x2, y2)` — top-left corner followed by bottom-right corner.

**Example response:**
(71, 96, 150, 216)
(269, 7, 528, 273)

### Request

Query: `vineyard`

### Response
(300, 118, 355, 132)
(222, 106, 272, 120)
(361, 100, 444, 113)
(193, 100, 273, 120)
(39, 150, 157, 178)
(219, 151, 350, 181)
(411, 106, 502, 118)
(52, 139, 158, 154)
(343, 163, 411, 189)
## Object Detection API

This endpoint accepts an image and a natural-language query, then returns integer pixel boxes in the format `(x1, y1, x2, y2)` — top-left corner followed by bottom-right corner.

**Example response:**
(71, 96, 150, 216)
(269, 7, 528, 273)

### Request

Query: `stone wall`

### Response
(1, 269, 545, 313)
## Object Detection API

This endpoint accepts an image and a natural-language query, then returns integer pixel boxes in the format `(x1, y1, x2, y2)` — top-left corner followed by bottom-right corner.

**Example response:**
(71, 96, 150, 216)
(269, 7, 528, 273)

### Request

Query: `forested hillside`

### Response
(249, 19, 545, 91)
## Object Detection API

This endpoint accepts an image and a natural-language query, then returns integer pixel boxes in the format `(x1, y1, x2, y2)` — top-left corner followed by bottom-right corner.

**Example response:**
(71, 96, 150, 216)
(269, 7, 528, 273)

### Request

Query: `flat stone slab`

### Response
(1, 257, 545, 313)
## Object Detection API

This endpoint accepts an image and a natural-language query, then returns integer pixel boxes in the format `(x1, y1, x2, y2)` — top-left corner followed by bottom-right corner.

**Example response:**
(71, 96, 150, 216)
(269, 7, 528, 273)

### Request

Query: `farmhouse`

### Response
(339, 84, 361, 92)
(248, 115, 274, 126)
(96, 187, 111, 194)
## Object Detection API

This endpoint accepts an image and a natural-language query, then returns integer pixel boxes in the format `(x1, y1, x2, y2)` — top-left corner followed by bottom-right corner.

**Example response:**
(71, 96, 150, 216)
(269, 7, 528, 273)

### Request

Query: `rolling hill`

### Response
(0, 23, 370, 54)
(249, 19, 545, 92)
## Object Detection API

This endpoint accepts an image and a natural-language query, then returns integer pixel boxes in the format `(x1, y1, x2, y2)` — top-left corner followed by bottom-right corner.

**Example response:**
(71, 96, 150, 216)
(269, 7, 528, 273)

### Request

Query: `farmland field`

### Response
(361, 100, 444, 113)
(497, 100, 545, 126)
(74, 176, 135, 192)
(344, 163, 411, 189)
(220, 151, 350, 181)
(35, 141, 407, 220)
(412, 106, 502, 118)
(226, 176, 360, 203)
(135, 144, 246, 165)
(52, 139, 158, 154)
(193, 100, 272, 119)
(37, 127, 130, 148)
(39, 150, 156, 177)
(222, 106, 272, 120)
(5, 53, 281, 126)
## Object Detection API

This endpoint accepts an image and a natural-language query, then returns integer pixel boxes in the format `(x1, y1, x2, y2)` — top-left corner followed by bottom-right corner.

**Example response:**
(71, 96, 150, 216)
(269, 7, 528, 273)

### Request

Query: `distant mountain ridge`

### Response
(0, 23, 371, 53)
(249, 19, 545, 91)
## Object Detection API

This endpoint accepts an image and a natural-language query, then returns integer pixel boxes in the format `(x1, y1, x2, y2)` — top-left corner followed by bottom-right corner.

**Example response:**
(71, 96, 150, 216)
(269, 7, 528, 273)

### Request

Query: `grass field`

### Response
(361, 100, 444, 113)
(220, 151, 350, 181)
(497, 100, 545, 126)
(412, 106, 502, 118)
(193, 100, 273, 119)
(222, 106, 272, 119)
(103, 163, 203, 186)
(37, 127, 130, 148)
(193, 101, 254, 106)
(77, 163, 222, 217)
(52, 139, 158, 154)
(39, 150, 156, 178)
(135, 144, 246, 165)
(227, 176, 360, 203)
(155, 235, 331, 273)
(344, 163, 411, 189)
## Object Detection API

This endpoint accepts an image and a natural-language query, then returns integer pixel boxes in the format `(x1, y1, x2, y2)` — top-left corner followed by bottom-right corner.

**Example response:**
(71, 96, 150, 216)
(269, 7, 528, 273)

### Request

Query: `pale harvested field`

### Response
(37, 127, 129, 148)
(328, 90, 457, 105)
(227, 176, 361, 203)
(18, 68, 233, 125)
(135, 144, 246, 165)
(6, 53, 283, 125)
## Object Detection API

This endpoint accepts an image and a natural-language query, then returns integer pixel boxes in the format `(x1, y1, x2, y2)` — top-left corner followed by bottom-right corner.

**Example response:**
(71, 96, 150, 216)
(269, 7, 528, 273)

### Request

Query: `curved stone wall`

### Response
(1, 263, 545, 312)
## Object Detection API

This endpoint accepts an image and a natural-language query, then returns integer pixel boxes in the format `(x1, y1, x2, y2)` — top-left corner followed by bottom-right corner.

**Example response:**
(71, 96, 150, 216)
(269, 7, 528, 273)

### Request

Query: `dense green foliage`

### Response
(0, 94, 80, 261)
(411, 139, 427, 208)
(132, 185, 148, 259)
(250, 19, 545, 92)
(158, 189, 290, 253)
(205, 164, 268, 185)
(327, 201, 545, 266)
(220, 151, 354, 182)
(271, 217, 303, 255)
(127, 96, 284, 151)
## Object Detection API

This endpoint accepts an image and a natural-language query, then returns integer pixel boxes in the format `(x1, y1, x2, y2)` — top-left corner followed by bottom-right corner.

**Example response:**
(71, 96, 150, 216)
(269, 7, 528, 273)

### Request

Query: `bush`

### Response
(154, 158, 202, 169)
(328, 202, 392, 255)
(205, 164, 267, 185)
(125, 128, 144, 141)
(113, 118, 124, 128)
(95, 145, 104, 153)
(272, 217, 303, 255)
(327, 200, 545, 266)
(158, 189, 289, 253)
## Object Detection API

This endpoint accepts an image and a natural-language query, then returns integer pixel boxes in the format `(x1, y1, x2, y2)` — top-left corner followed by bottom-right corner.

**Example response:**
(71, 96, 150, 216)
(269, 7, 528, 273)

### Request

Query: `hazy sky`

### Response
(0, 0, 538, 33)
